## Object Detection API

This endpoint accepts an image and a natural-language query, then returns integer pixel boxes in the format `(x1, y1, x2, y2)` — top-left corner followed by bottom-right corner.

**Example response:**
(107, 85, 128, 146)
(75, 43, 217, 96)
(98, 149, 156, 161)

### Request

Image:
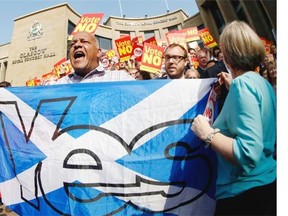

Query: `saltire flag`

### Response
(0, 79, 218, 215)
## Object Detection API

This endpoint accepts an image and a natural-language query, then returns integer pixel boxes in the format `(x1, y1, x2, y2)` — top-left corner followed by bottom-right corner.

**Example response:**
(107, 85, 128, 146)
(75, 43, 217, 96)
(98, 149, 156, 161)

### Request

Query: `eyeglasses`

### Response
(164, 55, 186, 63)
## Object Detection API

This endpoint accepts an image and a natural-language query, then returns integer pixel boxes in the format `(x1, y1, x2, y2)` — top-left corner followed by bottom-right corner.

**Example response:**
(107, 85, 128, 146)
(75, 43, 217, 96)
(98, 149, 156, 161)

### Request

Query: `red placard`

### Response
(26, 77, 41, 86)
(143, 36, 157, 46)
(115, 36, 133, 62)
(105, 49, 117, 60)
(261, 37, 273, 55)
(179, 27, 200, 42)
(165, 32, 188, 50)
(140, 43, 164, 74)
(53, 58, 73, 77)
(69, 13, 104, 39)
(131, 43, 144, 62)
(198, 28, 217, 48)
(131, 36, 144, 46)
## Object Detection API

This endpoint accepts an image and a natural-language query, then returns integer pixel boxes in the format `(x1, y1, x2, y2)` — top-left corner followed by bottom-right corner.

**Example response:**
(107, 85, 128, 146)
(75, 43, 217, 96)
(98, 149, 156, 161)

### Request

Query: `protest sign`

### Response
(198, 28, 217, 48)
(140, 43, 165, 74)
(115, 36, 133, 62)
(69, 13, 104, 40)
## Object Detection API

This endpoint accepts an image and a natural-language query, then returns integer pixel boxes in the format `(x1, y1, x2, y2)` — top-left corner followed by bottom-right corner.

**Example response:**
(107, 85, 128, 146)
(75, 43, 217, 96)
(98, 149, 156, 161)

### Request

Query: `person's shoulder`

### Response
(232, 72, 264, 92)
(155, 73, 168, 79)
(236, 71, 259, 82)
(157, 76, 168, 79)
(206, 60, 228, 78)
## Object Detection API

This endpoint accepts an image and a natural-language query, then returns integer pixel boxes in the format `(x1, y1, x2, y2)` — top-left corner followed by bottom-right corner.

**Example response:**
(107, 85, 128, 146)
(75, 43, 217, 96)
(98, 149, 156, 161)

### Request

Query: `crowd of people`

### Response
(53, 30, 277, 88)
(0, 20, 277, 215)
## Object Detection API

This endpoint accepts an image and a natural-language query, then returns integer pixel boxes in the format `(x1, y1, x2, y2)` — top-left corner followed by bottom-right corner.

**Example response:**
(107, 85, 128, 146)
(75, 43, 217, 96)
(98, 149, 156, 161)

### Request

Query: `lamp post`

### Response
(164, 0, 170, 13)
(119, 0, 123, 17)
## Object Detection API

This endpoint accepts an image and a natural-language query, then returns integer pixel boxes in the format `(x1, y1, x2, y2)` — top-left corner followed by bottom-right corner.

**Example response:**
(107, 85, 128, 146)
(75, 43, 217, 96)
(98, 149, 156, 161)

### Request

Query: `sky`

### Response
(0, 0, 199, 45)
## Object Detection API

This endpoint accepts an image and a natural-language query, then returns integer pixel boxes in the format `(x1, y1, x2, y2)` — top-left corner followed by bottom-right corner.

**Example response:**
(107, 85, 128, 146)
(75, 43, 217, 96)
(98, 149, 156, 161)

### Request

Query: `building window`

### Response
(66, 21, 76, 59)
(256, 0, 276, 42)
(120, 31, 130, 37)
(210, 2, 225, 33)
(231, 0, 249, 23)
(68, 20, 76, 35)
(96, 36, 112, 51)
(197, 24, 205, 31)
(144, 30, 155, 40)
(167, 25, 178, 32)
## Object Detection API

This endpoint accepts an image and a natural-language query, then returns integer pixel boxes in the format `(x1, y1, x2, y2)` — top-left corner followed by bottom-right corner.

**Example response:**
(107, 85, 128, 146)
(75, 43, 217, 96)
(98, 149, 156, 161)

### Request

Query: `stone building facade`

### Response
(0, 3, 203, 86)
(196, 0, 276, 43)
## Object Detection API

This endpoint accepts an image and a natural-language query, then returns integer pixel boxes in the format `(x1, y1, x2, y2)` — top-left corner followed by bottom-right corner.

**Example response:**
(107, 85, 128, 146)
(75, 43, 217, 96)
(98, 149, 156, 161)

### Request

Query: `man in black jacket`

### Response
(205, 60, 229, 113)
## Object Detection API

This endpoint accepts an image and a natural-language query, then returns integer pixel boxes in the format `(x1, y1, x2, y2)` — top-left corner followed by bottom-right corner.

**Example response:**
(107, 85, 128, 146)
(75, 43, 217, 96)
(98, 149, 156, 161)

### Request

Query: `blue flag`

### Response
(0, 79, 218, 215)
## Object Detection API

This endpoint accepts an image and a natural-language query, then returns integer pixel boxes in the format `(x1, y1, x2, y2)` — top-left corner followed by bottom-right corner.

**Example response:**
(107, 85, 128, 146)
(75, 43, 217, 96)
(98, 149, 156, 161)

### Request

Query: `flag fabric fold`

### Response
(0, 79, 218, 215)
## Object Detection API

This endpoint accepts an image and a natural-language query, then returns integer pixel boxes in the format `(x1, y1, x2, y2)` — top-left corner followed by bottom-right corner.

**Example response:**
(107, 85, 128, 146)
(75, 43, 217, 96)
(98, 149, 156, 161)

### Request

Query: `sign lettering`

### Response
(186, 28, 198, 36)
(140, 43, 164, 73)
(105, 50, 116, 59)
(200, 33, 213, 44)
(74, 23, 98, 33)
(69, 13, 104, 37)
(198, 28, 217, 48)
(12, 46, 56, 65)
(142, 53, 162, 66)
(80, 17, 101, 23)
(116, 40, 131, 48)
(118, 45, 132, 55)
(115, 36, 133, 61)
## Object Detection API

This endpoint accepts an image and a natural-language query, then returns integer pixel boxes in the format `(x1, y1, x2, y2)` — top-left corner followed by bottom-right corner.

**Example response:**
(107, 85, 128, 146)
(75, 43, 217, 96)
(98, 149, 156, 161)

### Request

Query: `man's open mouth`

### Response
(74, 51, 85, 59)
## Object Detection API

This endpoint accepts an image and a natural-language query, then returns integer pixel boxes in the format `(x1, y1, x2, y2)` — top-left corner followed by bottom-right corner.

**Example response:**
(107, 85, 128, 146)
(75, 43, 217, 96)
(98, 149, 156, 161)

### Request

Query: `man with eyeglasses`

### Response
(161, 43, 189, 79)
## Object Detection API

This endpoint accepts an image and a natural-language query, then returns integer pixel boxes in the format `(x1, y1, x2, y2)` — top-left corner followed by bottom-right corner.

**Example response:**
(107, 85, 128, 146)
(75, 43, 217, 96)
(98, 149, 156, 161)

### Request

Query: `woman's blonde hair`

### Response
(220, 21, 265, 71)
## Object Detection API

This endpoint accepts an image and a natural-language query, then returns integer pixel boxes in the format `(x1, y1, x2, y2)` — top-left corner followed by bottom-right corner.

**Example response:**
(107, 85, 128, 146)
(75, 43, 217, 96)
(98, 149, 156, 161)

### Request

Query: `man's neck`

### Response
(168, 73, 184, 79)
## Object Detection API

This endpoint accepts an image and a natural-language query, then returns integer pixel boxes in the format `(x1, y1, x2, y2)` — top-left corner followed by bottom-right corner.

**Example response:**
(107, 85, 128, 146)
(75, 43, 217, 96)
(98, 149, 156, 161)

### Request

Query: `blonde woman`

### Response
(191, 21, 276, 215)
(184, 68, 200, 79)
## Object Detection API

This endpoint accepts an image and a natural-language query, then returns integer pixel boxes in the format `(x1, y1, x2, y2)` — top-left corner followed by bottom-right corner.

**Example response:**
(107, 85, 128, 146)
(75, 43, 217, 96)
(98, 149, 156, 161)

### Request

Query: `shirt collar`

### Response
(69, 64, 105, 80)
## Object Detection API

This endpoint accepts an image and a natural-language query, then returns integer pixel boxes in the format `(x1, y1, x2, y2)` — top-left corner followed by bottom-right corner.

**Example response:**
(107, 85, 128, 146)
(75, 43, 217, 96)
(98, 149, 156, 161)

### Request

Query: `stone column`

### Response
(0, 61, 7, 82)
